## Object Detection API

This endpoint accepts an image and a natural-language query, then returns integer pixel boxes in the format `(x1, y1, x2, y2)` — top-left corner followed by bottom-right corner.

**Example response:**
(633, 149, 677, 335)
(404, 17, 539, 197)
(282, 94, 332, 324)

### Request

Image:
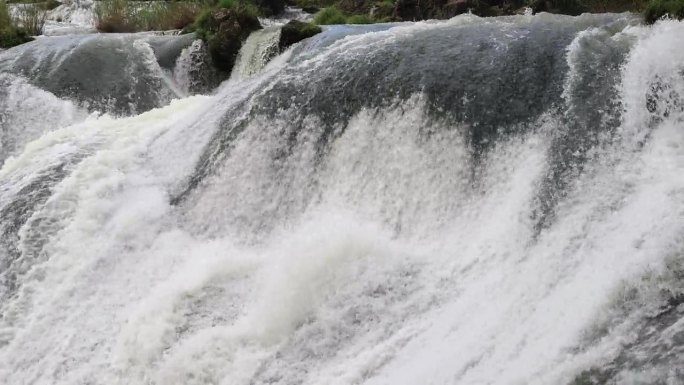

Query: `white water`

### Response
(44, 0, 96, 35)
(0, 73, 90, 164)
(231, 27, 282, 79)
(1, 16, 684, 385)
(174, 39, 206, 95)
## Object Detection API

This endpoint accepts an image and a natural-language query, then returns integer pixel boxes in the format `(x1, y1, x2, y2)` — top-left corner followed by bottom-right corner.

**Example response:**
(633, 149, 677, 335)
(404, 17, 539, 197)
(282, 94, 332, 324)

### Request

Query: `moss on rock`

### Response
(279, 20, 321, 51)
(195, 6, 262, 72)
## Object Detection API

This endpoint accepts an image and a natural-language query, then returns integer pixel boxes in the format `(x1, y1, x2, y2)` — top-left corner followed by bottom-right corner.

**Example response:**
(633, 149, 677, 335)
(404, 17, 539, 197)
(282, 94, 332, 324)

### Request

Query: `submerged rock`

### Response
(278, 20, 321, 52)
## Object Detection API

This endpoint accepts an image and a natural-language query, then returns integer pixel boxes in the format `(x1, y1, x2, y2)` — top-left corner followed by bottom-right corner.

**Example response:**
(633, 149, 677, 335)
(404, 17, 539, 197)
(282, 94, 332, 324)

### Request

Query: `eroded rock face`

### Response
(198, 8, 262, 73)
(278, 20, 321, 52)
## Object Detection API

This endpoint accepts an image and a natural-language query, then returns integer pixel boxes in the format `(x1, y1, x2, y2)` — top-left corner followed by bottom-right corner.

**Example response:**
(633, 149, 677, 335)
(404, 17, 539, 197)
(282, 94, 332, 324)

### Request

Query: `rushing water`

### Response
(1, 12, 684, 385)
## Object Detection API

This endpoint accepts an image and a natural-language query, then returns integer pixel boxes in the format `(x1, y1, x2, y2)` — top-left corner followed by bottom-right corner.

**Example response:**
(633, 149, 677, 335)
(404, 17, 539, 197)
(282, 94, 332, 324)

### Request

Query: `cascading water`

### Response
(1, 12, 684, 385)
(231, 27, 283, 79)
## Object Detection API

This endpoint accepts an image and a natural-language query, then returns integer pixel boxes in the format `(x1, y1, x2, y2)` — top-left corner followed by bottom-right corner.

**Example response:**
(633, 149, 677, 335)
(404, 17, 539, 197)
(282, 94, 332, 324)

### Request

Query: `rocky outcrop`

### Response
(195, 7, 262, 73)
(255, 0, 287, 15)
(278, 20, 322, 52)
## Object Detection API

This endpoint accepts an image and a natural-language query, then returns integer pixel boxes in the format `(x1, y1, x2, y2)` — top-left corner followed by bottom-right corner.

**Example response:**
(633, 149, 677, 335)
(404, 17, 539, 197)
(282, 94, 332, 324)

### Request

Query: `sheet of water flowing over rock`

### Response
(1, 12, 684, 385)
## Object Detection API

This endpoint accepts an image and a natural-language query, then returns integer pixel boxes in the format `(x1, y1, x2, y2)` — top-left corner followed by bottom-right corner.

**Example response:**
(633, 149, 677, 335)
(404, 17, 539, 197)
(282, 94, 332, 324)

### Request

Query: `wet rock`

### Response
(278, 20, 322, 52)
(196, 7, 262, 73)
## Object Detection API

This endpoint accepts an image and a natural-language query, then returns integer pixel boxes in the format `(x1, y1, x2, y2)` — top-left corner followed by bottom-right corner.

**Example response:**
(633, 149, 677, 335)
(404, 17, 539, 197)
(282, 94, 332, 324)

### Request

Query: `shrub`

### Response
(18, 3, 47, 35)
(0, 0, 11, 26)
(0, 0, 34, 48)
(644, 0, 684, 23)
(138, 2, 201, 30)
(95, 0, 204, 32)
(216, 0, 262, 17)
(193, 6, 261, 72)
(95, 0, 136, 32)
(314, 6, 347, 23)
(218, 0, 237, 8)
(238, 1, 261, 17)
(193, 8, 217, 39)
(346, 13, 372, 23)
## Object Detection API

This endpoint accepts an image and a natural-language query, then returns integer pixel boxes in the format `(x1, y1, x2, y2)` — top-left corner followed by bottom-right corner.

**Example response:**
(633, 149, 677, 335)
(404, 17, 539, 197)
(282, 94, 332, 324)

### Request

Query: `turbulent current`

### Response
(1, 12, 684, 385)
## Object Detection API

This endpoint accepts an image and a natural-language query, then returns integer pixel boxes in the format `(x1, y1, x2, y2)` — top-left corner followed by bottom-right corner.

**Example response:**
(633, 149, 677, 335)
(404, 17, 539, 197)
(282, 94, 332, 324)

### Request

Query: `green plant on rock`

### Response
(278, 19, 321, 51)
(95, 0, 136, 32)
(19, 3, 47, 35)
(644, 0, 684, 23)
(346, 13, 372, 23)
(193, 4, 262, 72)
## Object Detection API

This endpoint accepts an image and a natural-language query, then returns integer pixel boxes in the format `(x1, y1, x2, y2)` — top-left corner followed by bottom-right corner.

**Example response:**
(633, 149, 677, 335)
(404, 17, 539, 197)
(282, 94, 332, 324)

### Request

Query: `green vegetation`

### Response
(297, 0, 662, 25)
(278, 19, 321, 50)
(95, 0, 204, 32)
(20, 2, 47, 34)
(312, 5, 381, 24)
(193, 1, 262, 71)
(644, 0, 684, 22)
(345, 13, 373, 23)
(313, 5, 346, 23)
(0, 0, 37, 48)
(94, 0, 285, 33)
(218, 0, 261, 16)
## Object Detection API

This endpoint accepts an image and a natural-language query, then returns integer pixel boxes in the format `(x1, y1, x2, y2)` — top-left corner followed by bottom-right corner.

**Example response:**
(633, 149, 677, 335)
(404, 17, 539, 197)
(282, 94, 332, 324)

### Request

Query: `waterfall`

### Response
(1, 13, 684, 385)
(231, 27, 283, 79)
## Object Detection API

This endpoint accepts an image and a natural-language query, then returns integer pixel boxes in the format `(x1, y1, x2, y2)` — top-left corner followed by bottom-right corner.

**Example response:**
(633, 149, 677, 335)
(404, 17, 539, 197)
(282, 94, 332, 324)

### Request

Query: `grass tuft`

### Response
(95, 0, 205, 32)
(643, 0, 684, 22)
(313, 6, 347, 24)
(346, 13, 372, 23)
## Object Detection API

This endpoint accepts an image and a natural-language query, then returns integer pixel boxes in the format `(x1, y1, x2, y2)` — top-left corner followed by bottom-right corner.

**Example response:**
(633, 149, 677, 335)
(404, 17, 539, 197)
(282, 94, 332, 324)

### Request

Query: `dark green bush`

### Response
(279, 19, 321, 50)
(193, 6, 261, 71)
(95, 0, 203, 32)
(346, 13, 372, 23)
(0, 0, 11, 26)
(644, 0, 684, 23)
(314, 6, 347, 23)
(0, 26, 32, 48)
